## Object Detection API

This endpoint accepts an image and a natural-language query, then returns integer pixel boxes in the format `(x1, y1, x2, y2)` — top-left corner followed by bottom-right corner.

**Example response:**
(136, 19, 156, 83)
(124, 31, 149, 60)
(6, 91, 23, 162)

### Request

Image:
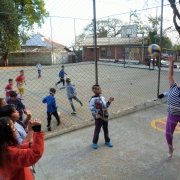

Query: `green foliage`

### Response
(146, 34, 172, 49)
(133, 15, 172, 49)
(19, 29, 34, 44)
(173, 44, 180, 50)
(76, 18, 124, 45)
(83, 18, 123, 37)
(16, 0, 49, 29)
(0, 0, 48, 59)
(0, 0, 21, 58)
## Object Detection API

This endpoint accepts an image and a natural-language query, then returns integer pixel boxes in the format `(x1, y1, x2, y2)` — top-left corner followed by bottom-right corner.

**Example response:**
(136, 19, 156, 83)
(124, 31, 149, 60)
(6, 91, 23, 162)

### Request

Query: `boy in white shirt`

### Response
(36, 62, 42, 78)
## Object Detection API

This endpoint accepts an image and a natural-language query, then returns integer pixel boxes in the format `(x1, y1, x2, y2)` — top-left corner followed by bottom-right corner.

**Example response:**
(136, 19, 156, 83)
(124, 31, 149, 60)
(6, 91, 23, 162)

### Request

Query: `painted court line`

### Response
(151, 117, 180, 134)
(25, 88, 85, 121)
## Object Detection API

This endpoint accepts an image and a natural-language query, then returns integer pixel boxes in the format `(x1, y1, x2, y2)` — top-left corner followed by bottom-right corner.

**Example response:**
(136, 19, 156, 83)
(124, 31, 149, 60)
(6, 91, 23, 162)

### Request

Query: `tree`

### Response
(83, 18, 123, 37)
(133, 15, 172, 48)
(168, 0, 180, 35)
(76, 18, 124, 45)
(0, 0, 21, 61)
(19, 30, 34, 44)
(0, 0, 48, 61)
(173, 44, 180, 50)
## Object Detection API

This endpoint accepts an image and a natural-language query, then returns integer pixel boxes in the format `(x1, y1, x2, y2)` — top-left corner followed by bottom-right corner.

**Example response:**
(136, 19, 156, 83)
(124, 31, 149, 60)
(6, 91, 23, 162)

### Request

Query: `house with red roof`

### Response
(8, 33, 73, 66)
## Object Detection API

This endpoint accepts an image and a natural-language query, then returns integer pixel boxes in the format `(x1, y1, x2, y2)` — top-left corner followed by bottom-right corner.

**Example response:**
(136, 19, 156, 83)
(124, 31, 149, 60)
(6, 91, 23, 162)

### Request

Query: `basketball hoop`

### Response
(121, 24, 138, 38)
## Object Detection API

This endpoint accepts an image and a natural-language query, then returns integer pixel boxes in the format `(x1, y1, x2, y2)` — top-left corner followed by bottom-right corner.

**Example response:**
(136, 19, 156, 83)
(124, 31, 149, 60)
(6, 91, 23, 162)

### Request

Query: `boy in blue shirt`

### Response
(42, 88, 60, 131)
(55, 65, 67, 86)
(89, 84, 114, 149)
(6, 91, 27, 121)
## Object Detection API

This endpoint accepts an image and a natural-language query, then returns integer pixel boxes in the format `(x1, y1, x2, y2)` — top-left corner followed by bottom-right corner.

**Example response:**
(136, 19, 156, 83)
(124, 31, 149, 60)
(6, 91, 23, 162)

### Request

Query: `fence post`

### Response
(93, 0, 98, 85)
(157, 0, 164, 98)
(50, 16, 54, 65)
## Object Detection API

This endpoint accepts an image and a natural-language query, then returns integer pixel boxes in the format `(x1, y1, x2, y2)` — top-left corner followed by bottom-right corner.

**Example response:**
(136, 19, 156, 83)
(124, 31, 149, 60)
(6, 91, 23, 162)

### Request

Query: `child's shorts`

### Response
(18, 87, 25, 94)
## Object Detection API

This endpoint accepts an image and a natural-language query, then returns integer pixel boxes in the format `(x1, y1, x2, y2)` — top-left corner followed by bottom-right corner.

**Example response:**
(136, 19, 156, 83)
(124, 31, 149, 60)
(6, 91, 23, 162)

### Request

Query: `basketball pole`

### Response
(157, 0, 163, 98)
(93, 0, 98, 85)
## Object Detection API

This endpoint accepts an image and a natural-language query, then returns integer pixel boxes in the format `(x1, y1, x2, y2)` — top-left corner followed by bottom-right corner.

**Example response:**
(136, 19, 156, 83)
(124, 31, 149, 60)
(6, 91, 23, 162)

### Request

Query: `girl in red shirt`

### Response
(0, 117, 44, 180)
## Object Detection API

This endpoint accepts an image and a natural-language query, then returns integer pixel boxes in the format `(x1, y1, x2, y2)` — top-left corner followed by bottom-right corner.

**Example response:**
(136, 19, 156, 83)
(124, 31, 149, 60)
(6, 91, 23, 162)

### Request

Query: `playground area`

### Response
(0, 62, 177, 133)
(35, 104, 180, 180)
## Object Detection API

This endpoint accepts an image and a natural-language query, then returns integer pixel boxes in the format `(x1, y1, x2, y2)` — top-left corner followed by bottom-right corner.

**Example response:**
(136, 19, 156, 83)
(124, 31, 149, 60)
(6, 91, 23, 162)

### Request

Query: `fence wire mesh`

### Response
(0, 0, 180, 134)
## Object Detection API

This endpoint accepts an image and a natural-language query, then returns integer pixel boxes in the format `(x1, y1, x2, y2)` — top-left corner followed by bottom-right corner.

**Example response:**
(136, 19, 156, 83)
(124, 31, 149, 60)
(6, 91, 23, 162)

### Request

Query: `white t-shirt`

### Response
(36, 64, 42, 70)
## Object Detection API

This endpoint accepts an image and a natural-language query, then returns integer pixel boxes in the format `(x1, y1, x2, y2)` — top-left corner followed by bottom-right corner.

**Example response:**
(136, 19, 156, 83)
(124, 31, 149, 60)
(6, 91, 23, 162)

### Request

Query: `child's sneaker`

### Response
(57, 121, 60, 126)
(92, 143, 98, 149)
(158, 94, 164, 99)
(47, 126, 51, 131)
(71, 111, 77, 115)
(105, 142, 113, 147)
(80, 101, 83, 106)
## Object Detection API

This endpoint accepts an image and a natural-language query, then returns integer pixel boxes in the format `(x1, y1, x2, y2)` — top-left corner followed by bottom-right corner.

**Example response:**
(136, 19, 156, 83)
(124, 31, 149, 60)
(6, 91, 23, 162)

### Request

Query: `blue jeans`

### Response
(57, 77, 65, 86)
(68, 96, 81, 111)
(38, 70, 41, 77)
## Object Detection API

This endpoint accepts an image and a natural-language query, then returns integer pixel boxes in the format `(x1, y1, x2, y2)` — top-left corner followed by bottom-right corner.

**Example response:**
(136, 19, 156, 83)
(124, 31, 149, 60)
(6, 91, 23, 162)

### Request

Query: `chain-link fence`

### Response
(0, 0, 180, 134)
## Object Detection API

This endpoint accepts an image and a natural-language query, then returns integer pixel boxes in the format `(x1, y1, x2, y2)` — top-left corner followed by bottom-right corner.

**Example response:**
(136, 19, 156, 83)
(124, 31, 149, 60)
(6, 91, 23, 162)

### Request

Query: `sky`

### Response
(33, 0, 179, 47)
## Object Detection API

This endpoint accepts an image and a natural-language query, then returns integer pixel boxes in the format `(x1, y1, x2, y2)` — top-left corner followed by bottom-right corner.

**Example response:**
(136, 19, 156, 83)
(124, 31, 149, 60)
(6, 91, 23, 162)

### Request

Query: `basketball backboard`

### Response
(121, 24, 138, 38)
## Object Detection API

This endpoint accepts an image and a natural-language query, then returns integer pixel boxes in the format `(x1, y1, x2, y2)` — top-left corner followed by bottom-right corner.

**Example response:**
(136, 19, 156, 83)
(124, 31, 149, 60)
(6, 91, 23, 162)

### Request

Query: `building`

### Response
(7, 33, 73, 66)
(80, 37, 145, 62)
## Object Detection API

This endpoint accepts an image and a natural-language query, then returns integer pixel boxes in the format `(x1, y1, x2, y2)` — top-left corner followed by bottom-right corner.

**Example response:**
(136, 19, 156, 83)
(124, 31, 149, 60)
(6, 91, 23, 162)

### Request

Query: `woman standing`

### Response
(166, 56, 180, 158)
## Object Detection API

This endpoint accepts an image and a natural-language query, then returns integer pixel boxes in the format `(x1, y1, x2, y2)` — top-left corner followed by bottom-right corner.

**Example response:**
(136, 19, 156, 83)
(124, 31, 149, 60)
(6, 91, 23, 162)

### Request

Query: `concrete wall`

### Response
(83, 46, 124, 61)
(8, 52, 52, 66)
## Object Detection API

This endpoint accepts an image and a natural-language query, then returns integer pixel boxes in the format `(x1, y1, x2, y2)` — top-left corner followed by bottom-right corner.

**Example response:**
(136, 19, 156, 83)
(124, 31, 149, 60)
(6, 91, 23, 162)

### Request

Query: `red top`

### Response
(15, 75, 25, 88)
(15, 75, 25, 82)
(0, 132, 44, 180)
(5, 84, 13, 97)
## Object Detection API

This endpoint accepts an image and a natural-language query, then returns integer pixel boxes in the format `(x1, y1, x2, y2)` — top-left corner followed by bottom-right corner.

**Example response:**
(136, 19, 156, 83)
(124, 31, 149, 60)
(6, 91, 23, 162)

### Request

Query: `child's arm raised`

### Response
(106, 97, 114, 107)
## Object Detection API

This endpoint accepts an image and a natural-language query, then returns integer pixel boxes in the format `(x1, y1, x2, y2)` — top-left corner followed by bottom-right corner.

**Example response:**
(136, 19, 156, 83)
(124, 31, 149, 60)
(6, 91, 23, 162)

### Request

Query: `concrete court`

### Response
(35, 103, 180, 180)
(1, 62, 179, 133)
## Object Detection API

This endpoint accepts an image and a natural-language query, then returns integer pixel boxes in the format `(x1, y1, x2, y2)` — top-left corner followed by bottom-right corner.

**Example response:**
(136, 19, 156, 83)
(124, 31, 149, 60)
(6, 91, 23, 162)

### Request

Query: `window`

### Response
(83, 47, 87, 52)
(100, 47, 106, 57)
(106, 50, 111, 56)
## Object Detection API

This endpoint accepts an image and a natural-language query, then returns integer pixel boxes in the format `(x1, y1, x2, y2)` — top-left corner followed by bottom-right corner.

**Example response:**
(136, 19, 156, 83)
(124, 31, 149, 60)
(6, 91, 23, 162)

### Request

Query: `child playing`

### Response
(6, 91, 27, 121)
(89, 84, 114, 149)
(60, 78, 83, 115)
(0, 104, 33, 145)
(0, 98, 7, 107)
(5, 79, 14, 101)
(15, 70, 26, 99)
(36, 61, 42, 78)
(55, 65, 67, 87)
(42, 88, 60, 131)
